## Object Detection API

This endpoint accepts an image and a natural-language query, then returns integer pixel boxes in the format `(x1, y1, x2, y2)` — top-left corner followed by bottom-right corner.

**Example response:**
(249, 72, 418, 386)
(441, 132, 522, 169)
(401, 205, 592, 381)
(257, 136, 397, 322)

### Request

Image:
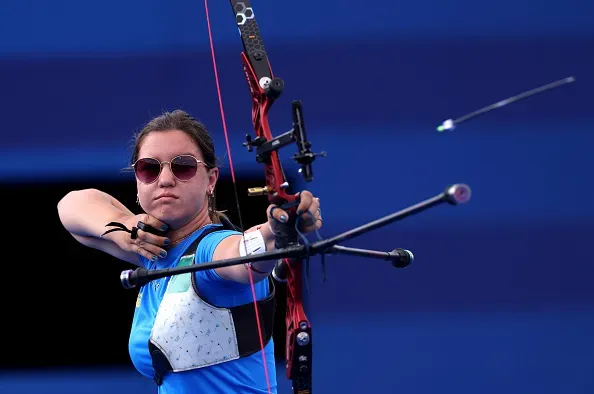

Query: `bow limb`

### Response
(229, 2, 315, 393)
(204, 1, 318, 393)
(203, 1, 273, 393)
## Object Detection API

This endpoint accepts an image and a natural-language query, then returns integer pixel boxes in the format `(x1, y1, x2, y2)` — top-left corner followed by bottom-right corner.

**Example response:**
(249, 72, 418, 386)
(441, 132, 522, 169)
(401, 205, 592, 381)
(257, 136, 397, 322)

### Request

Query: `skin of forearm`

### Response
(58, 189, 131, 239)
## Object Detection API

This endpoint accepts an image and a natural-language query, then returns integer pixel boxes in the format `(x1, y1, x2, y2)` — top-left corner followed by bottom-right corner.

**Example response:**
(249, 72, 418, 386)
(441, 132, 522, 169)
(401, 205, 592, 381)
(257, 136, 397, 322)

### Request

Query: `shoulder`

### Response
(193, 225, 240, 263)
(191, 226, 246, 288)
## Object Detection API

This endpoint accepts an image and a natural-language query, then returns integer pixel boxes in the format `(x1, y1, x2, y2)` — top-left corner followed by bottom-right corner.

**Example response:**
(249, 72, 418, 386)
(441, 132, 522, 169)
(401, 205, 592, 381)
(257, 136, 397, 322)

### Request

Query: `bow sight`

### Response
(243, 99, 327, 192)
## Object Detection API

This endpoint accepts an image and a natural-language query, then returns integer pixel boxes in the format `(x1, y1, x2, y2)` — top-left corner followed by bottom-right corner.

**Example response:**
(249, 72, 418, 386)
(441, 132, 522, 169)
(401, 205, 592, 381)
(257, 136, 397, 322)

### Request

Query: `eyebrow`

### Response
(176, 153, 199, 157)
(142, 153, 200, 160)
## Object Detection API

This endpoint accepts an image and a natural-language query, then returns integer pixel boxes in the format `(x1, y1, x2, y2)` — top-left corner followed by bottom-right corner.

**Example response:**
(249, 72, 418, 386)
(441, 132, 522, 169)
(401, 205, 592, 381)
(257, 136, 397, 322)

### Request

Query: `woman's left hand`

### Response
(266, 190, 322, 235)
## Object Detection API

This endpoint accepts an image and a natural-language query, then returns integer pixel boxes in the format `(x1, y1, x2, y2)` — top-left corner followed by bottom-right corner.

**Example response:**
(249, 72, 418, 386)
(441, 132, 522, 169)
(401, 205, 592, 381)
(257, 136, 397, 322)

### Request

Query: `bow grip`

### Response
(273, 200, 300, 250)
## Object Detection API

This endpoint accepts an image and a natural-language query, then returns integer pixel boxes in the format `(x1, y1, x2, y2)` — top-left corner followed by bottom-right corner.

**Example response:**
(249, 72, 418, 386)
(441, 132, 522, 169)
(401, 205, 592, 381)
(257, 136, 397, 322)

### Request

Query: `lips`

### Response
(155, 193, 179, 201)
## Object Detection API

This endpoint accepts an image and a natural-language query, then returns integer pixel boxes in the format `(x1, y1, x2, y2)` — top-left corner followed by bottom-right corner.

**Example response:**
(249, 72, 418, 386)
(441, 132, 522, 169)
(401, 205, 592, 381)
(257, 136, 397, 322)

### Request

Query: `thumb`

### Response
(267, 204, 289, 223)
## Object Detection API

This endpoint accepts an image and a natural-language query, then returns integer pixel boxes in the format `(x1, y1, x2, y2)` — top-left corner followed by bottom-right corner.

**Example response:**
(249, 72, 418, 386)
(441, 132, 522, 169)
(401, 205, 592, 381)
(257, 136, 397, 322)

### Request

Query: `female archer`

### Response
(57, 109, 322, 393)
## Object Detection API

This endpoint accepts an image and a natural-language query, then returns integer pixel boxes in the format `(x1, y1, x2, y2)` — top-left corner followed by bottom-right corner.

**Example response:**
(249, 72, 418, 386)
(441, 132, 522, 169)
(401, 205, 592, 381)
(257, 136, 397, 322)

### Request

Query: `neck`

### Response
(166, 208, 213, 247)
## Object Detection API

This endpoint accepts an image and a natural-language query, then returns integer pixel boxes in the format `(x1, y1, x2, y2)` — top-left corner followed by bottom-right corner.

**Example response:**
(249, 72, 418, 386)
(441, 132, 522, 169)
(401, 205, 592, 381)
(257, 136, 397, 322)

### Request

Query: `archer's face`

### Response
(135, 130, 218, 228)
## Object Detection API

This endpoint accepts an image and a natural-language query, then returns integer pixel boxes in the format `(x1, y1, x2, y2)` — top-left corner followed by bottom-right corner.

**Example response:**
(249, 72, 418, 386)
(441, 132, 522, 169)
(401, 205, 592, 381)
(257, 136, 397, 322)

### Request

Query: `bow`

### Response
(206, 2, 322, 392)
(119, 1, 472, 392)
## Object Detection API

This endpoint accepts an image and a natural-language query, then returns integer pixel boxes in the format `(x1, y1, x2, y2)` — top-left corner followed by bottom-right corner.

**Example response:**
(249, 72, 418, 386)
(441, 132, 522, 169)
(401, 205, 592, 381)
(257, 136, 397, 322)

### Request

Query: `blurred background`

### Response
(1, 0, 593, 393)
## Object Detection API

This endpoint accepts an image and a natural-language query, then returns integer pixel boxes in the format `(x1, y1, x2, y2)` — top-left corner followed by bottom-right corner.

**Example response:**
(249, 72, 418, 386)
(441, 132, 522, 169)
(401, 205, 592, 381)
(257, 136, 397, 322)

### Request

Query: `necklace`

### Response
(169, 222, 212, 246)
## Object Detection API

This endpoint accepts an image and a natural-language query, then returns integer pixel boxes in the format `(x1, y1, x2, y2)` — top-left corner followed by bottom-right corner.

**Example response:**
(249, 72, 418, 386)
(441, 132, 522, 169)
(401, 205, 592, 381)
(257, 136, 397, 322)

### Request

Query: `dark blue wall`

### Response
(1, 0, 593, 393)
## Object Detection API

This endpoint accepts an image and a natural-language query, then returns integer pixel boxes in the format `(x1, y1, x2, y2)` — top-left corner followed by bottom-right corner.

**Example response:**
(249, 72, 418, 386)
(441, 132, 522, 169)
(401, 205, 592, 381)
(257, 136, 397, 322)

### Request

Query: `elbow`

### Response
(57, 189, 95, 228)
(57, 190, 78, 230)
(57, 189, 82, 216)
(58, 188, 96, 207)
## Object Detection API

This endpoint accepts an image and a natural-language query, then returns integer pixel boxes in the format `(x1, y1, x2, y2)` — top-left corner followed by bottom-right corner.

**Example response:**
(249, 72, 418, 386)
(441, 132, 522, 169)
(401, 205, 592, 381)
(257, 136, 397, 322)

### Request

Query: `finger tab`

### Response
(137, 221, 167, 236)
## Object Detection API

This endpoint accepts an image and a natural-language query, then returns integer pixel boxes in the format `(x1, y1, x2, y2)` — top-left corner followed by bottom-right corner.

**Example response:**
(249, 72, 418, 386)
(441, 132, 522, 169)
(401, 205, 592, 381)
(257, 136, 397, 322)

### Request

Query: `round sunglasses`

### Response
(132, 154, 208, 184)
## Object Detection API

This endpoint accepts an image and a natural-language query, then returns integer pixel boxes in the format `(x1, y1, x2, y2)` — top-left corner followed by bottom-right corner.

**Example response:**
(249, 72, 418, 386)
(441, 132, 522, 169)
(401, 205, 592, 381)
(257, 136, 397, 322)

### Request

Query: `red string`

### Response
(203, 1, 272, 393)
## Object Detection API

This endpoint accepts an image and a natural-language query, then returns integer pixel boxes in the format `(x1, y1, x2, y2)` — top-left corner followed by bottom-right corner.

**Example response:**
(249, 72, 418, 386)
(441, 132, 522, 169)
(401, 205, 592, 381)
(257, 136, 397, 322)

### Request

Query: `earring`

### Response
(136, 194, 140, 205)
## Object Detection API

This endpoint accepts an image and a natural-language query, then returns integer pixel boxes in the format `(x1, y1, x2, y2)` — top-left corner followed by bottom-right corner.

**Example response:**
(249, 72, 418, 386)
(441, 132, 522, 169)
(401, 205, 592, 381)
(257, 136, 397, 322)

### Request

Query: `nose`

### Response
(158, 162, 176, 187)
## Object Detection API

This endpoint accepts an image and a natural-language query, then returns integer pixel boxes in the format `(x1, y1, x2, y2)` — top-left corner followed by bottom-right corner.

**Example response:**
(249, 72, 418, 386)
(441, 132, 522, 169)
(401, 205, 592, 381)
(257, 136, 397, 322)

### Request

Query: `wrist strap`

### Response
(238, 229, 266, 256)
(238, 229, 269, 274)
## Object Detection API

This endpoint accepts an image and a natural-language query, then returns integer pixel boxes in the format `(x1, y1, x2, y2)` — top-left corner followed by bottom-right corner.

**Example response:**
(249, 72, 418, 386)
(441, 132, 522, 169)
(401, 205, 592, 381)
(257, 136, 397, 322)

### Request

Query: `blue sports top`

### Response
(128, 224, 277, 393)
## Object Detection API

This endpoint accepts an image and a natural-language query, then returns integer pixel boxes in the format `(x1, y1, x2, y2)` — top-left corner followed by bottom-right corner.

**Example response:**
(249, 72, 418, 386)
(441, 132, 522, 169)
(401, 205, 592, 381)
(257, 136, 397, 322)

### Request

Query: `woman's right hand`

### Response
(109, 214, 171, 262)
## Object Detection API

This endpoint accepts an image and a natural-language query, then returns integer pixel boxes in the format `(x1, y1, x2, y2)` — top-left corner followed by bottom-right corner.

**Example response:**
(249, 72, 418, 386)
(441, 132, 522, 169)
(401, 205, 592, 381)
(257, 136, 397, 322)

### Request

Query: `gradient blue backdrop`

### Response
(1, 0, 593, 393)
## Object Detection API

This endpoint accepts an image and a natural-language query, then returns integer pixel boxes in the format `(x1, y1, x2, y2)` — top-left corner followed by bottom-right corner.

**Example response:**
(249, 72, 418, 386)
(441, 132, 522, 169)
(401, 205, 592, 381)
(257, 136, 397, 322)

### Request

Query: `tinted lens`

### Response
(135, 158, 161, 183)
(171, 155, 198, 181)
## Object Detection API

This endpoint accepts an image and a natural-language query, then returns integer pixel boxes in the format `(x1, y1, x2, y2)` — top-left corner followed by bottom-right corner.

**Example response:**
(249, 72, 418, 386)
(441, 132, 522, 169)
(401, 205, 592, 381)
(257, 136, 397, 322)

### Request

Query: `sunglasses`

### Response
(132, 154, 208, 184)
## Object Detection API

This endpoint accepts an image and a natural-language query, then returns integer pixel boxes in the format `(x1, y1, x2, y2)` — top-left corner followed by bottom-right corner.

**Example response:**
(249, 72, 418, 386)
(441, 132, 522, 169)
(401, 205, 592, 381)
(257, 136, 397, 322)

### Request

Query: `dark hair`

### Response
(130, 109, 227, 224)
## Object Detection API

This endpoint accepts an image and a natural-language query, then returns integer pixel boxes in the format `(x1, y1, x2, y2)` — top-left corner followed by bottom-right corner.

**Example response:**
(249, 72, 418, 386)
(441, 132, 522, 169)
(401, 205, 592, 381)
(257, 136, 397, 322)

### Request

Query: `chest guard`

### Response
(147, 225, 276, 386)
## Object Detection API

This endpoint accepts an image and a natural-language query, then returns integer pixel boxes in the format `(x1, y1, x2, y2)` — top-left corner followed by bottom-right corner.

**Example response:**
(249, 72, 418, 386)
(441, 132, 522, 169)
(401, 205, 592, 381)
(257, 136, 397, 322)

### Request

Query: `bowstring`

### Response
(203, 1, 272, 393)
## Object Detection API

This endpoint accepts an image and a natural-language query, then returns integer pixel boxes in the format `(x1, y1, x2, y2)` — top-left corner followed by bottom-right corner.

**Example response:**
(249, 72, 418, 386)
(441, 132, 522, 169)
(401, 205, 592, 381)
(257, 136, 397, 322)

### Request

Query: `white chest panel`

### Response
(149, 257, 240, 371)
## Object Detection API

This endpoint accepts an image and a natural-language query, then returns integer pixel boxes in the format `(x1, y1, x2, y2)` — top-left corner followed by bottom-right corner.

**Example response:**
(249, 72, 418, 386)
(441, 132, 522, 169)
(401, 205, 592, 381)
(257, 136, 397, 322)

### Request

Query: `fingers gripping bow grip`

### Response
(271, 201, 300, 250)
(271, 200, 300, 282)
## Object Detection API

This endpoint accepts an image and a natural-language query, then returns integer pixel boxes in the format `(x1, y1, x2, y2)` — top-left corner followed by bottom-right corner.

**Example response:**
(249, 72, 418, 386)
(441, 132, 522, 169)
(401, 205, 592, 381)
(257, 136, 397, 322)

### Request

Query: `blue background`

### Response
(1, 0, 593, 393)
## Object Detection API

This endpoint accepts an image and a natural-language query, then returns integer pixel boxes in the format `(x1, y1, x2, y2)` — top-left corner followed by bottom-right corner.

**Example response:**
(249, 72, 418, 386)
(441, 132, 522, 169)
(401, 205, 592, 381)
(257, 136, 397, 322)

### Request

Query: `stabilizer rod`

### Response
(119, 183, 471, 289)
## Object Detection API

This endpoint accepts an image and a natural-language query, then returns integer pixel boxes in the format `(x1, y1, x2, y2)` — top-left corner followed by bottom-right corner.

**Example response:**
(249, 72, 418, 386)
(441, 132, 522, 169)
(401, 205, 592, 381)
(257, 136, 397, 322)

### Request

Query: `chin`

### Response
(149, 205, 187, 225)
